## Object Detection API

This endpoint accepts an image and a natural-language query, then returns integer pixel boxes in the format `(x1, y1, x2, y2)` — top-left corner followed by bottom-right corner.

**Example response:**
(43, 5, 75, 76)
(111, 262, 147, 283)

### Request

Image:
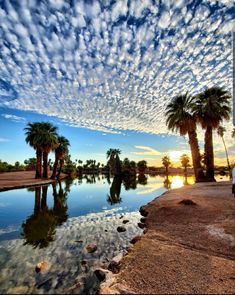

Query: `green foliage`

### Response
(0, 159, 25, 172)
(137, 160, 147, 173)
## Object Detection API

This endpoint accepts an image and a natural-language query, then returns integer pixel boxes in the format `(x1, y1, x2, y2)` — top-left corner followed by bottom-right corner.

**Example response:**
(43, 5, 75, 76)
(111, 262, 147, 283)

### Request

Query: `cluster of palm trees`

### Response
(165, 86, 231, 182)
(25, 122, 70, 180)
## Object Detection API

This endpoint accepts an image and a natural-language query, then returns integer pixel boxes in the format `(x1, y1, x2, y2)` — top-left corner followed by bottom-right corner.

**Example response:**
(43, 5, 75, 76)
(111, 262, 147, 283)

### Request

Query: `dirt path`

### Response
(0, 171, 67, 191)
(100, 181, 235, 294)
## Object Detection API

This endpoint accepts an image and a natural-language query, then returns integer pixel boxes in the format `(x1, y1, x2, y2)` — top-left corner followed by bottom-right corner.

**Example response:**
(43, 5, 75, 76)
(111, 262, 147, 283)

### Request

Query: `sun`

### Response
(169, 151, 182, 162)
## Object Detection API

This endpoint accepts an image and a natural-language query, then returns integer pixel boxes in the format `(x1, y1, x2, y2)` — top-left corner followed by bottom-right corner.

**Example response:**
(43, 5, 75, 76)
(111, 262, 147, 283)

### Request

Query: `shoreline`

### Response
(0, 171, 67, 192)
(99, 181, 235, 294)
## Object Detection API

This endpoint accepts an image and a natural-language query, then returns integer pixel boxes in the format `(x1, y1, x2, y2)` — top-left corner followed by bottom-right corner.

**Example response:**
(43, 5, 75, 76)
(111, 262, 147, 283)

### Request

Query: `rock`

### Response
(137, 222, 146, 229)
(139, 205, 148, 217)
(130, 235, 142, 244)
(117, 226, 126, 233)
(140, 217, 147, 223)
(86, 243, 97, 253)
(6, 286, 29, 294)
(35, 261, 50, 273)
(122, 220, 129, 224)
(119, 216, 124, 219)
(108, 254, 123, 274)
(94, 269, 106, 282)
(179, 199, 196, 205)
(80, 260, 87, 266)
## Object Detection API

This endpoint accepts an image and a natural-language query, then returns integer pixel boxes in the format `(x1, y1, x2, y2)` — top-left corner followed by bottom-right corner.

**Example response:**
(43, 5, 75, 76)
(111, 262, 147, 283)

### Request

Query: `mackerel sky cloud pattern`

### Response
(0, 0, 234, 135)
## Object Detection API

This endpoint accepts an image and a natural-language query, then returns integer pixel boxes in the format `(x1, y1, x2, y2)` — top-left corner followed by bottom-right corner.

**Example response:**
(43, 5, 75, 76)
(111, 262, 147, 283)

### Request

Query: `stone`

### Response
(6, 286, 29, 294)
(140, 217, 147, 223)
(94, 269, 106, 282)
(139, 205, 148, 217)
(35, 261, 50, 273)
(122, 220, 129, 224)
(179, 199, 196, 205)
(130, 235, 142, 244)
(108, 254, 123, 274)
(137, 222, 146, 229)
(80, 260, 87, 266)
(86, 243, 97, 253)
(117, 226, 126, 232)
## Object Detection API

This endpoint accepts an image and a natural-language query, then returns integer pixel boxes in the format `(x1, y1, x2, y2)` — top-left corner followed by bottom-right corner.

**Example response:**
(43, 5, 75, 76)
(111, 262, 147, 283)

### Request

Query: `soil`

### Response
(100, 181, 235, 294)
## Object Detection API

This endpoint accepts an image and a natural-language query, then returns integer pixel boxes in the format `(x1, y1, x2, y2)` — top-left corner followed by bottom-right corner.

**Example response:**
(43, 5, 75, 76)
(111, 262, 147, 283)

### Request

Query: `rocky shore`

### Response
(99, 181, 235, 294)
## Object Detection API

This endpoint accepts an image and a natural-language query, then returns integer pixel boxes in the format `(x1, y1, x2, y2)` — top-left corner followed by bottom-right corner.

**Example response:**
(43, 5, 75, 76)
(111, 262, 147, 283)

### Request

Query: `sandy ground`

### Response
(0, 171, 67, 191)
(100, 181, 235, 294)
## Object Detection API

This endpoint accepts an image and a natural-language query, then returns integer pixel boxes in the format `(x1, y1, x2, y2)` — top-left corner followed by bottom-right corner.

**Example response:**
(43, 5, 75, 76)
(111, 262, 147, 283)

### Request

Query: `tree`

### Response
(217, 126, 230, 172)
(165, 93, 205, 182)
(25, 122, 44, 178)
(180, 154, 190, 175)
(192, 87, 231, 181)
(51, 136, 70, 179)
(106, 149, 122, 176)
(40, 122, 59, 178)
(137, 160, 147, 174)
(162, 156, 171, 174)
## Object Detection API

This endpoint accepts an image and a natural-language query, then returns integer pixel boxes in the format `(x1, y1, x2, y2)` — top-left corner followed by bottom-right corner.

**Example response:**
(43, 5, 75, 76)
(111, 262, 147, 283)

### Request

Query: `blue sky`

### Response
(0, 0, 234, 166)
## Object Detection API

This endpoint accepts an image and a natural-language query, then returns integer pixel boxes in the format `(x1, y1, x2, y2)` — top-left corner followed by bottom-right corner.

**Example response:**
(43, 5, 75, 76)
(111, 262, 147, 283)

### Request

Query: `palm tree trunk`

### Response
(221, 136, 231, 171)
(51, 155, 59, 179)
(34, 186, 41, 213)
(35, 149, 42, 179)
(41, 186, 48, 209)
(204, 126, 216, 181)
(42, 152, 49, 178)
(56, 159, 64, 178)
(188, 130, 205, 182)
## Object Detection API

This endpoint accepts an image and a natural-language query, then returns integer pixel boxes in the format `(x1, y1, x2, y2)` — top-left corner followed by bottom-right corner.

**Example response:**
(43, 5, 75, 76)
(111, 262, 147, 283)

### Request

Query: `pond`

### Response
(0, 174, 228, 294)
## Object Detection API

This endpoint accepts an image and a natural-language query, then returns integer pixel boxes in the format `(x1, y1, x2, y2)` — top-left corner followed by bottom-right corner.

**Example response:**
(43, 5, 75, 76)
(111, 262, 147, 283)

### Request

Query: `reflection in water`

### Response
(107, 176, 122, 205)
(137, 174, 148, 186)
(123, 175, 137, 190)
(163, 175, 172, 190)
(21, 180, 70, 249)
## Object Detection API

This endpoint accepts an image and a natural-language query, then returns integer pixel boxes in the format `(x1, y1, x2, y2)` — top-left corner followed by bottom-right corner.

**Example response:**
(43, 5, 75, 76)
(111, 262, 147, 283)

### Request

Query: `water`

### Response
(0, 174, 228, 294)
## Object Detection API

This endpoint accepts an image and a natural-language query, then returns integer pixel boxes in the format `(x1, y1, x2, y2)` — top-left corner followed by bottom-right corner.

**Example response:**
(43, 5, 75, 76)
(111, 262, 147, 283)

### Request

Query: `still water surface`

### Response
(0, 174, 228, 293)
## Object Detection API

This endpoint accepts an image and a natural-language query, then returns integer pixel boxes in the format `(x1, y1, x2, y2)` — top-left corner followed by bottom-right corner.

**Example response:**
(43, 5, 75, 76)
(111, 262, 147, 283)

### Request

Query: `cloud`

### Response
(132, 146, 162, 156)
(0, 137, 10, 143)
(1, 114, 26, 123)
(0, 0, 233, 145)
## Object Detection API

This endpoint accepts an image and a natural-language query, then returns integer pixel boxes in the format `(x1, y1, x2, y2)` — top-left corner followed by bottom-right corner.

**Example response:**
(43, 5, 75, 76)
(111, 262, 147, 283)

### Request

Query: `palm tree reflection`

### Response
(163, 175, 172, 190)
(107, 176, 122, 205)
(22, 181, 69, 249)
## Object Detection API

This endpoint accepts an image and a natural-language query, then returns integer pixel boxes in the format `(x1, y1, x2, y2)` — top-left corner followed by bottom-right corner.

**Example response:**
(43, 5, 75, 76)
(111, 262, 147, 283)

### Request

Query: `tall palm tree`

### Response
(165, 93, 205, 182)
(192, 87, 231, 181)
(51, 136, 70, 179)
(217, 126, 230, 172)
(40, 122, 59, 179)
(106, 148, 122, 176)
(180, 154, 190, 175)
(25, 122, 44, 178)
(162, 155, 171, 174)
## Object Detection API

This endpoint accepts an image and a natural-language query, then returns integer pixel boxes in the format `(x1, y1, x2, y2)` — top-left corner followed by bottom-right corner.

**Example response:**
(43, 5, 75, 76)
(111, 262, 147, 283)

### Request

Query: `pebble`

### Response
(6, 286, 29, 294)
(86, 244, 97, 253)
(117, 226, 126, 232)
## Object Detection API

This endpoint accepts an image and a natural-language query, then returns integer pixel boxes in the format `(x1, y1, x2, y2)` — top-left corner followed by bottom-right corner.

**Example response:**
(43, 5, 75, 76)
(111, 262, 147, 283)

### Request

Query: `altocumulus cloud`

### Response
(0, 0, 234, 140)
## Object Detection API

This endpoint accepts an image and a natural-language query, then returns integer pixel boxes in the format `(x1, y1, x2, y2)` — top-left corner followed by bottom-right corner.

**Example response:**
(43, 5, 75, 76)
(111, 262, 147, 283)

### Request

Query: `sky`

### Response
(0, 0, 234, 167)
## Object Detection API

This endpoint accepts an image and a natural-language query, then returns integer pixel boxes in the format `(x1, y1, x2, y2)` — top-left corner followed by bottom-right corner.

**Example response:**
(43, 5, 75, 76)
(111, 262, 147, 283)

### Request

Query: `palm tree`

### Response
(51, 136, 70, 179)
(106, 149, 122, 176)
(162, 155, 171, 174)
(165, 93, 205, 182)
(25, 122, 44, 178)
(180, 154, 190, 175)
(40, 122, 59, 179)
(192, 87, 231, 181)
(217, 126, 230, 172)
